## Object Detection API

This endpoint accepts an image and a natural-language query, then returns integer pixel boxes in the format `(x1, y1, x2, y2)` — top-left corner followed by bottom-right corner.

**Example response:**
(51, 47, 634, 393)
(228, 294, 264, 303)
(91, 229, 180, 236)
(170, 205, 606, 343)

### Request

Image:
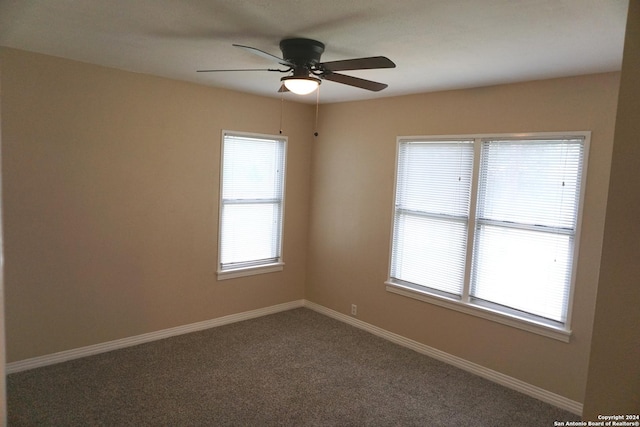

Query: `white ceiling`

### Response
(0, 0, 629, 104)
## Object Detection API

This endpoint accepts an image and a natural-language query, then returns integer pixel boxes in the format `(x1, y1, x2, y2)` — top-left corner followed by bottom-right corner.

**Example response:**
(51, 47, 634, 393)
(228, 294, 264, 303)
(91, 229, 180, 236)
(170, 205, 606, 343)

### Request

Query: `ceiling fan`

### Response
(197, 38, 396, 95)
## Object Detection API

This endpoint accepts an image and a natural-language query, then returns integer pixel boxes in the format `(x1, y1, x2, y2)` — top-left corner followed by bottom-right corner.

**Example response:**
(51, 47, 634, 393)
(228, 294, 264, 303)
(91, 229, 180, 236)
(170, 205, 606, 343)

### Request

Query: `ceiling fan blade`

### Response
(322, 72, 388, 92)
(319, 56, 395, 72)
(232, 44, 295, 67)
(197, 68, 283, 73)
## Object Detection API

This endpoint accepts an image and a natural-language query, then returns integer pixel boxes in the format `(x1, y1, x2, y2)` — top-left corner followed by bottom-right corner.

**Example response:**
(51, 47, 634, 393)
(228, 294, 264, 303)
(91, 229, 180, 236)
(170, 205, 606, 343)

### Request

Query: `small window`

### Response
(218, 131, 287, 280)
(387, 133, 589, 341)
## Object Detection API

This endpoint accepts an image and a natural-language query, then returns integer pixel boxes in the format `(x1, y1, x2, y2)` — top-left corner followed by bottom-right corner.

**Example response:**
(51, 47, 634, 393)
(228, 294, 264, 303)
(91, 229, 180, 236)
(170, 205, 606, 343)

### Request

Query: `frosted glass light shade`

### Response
(281, 76, 321, 95)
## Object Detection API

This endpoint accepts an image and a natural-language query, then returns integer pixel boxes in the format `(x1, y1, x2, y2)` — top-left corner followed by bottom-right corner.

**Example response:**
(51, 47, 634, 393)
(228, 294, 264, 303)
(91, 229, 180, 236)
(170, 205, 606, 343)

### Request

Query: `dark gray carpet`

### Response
(8, 308, 580, 426)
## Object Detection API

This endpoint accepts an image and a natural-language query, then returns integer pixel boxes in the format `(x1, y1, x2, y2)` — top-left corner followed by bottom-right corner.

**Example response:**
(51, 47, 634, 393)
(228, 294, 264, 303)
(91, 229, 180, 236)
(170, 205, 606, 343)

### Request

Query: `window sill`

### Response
(217, 262, 284, 280)
(385, 280, 572, 342)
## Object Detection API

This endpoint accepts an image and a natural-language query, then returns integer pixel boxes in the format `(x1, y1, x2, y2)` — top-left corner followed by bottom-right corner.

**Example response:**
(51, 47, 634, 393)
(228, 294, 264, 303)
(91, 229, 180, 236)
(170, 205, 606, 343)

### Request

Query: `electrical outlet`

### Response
(351, 304, 357, 316)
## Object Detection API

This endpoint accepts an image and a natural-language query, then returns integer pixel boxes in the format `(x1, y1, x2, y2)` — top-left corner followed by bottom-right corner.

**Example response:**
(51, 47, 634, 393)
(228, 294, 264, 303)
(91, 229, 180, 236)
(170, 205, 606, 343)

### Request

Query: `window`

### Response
(218, 131, 287, 280)
(387, 132, 589, 341)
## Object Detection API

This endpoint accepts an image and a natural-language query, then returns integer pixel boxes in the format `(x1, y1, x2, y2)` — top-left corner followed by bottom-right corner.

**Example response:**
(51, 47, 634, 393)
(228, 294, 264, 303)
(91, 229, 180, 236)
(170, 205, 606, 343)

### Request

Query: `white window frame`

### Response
(217, 130, 287, 280)
(386, 132, 590, 342)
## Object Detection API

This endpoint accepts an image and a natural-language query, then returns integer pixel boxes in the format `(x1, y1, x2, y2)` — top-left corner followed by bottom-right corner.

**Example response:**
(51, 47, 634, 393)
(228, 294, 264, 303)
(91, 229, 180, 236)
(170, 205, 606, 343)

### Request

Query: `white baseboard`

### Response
(6, 298, 582, 415)
(6, 299, 305, 374)
(304, 300, 583, 416)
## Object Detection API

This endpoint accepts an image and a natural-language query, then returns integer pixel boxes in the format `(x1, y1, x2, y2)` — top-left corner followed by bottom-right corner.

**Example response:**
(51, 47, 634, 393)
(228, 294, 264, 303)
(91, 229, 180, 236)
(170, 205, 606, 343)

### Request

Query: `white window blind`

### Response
(387, 133, 588, 335)
(390, 140, 474, 297)
(471, 139, 584, 323)
(219, 132, 286, 274)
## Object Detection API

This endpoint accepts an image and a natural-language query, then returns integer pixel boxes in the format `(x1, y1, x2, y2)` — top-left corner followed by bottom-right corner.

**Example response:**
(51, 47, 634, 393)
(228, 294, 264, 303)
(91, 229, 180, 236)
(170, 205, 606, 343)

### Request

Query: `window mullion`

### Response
(461, 138, 481, 303)
(476, 217, 574, 235)
(395, 208, 468, 223)
(223, 198, 281, 205)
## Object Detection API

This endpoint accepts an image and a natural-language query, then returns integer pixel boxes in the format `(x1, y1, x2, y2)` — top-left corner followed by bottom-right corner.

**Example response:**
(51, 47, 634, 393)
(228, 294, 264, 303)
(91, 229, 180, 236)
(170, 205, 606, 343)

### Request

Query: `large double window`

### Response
(387, 133, 589, 340)
(218, 131, 287, 280)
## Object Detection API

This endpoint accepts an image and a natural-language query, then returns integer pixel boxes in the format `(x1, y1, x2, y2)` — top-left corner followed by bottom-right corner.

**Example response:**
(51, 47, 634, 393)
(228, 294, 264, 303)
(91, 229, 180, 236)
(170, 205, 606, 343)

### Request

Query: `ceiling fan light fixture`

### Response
(281, 76, 321, 95)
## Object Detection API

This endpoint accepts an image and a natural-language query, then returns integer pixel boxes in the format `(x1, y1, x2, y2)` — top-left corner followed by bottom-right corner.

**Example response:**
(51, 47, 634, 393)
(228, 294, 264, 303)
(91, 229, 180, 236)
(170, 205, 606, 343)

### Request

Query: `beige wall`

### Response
(0, 47, 315, 362)
(583, 0, 640, 416)
(307, 73, 620, 403)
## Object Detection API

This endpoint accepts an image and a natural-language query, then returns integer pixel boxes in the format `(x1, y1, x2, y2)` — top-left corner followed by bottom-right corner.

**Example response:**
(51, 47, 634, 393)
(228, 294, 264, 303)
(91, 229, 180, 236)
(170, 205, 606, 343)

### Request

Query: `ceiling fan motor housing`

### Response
(279, 38, 325, 74)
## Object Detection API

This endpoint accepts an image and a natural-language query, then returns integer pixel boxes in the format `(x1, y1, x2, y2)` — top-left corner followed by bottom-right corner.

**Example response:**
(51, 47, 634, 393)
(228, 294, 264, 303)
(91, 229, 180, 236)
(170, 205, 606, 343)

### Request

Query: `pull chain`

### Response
(314, 86, 320, 137)
(279, 93, 284, 135)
